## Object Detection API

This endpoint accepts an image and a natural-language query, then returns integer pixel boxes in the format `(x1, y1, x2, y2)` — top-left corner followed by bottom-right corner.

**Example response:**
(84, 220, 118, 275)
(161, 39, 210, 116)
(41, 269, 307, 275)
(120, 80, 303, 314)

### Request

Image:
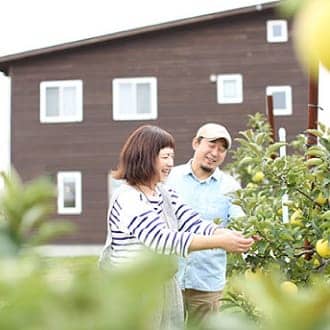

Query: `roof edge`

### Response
(0, 1, 279, 72)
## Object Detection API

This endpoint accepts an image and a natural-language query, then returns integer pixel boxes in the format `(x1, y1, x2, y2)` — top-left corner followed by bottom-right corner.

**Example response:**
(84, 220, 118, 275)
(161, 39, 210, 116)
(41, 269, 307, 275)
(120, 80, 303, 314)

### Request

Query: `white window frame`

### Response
(217, 74, 243, 104)
(40, 80, 83, 123)
(267, 20, 288, 43)
(266, 85, 292, 116)
(112, 77, 157, 121)
(57, 171, 82, 215)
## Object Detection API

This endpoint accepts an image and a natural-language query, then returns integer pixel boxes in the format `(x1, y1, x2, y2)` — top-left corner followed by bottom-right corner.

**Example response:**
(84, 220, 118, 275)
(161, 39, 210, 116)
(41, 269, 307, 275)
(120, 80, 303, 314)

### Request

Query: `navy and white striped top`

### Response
(106, 184, 217, 266)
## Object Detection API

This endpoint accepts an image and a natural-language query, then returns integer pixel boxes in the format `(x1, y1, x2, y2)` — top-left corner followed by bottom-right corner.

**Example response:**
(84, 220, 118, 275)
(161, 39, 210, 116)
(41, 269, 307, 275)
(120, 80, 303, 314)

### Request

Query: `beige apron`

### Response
(150, 184, 184, 330)
(99, 183, 184, 330)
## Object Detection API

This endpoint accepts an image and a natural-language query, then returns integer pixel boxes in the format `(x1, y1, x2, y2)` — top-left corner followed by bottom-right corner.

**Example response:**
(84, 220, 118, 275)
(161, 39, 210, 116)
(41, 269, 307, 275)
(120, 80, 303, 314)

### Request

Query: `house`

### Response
(0, 2, 309, 245)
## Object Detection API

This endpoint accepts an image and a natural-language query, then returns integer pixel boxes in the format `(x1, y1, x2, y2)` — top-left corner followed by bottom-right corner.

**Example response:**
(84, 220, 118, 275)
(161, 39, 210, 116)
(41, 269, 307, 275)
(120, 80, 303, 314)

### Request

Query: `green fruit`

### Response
(280, 281, 298, 294)
(290, 209, 303, 226)
(244, 268, 262, 280)
(305, 158, 323, 167)
(252, 171, 265, 183)
(312, 258, 321, 267)
(246, 183, 257, 189)
(315, 193, 327, 206)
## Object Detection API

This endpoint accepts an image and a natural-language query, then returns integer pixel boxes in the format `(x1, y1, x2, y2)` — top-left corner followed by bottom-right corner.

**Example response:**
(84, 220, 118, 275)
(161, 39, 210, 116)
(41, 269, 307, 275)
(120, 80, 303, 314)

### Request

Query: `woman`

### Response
(100, 125, 254, 329)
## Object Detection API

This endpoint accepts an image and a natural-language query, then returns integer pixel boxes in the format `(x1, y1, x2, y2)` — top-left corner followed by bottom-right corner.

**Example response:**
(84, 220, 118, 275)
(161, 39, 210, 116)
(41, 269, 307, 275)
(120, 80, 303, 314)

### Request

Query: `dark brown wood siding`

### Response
(10, 8, 308, 244)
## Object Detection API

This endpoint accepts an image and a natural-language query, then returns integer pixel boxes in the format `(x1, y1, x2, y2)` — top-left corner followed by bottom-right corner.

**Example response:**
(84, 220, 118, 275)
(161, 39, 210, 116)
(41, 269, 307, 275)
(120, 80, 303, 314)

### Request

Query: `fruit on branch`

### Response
(244, 268, 263, 280)
(315, 193, 327, 206)
(312, 258, 321, 267)
(252, 171, 265, 184)
(290, 209, 303, 226)
(316, 239, 330, 258)
(280, 281, 298, 294)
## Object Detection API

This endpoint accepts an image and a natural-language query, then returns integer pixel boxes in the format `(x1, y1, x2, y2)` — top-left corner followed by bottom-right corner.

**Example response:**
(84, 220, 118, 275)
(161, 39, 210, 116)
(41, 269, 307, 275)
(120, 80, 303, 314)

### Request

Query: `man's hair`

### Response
(112, 125, 175, 186)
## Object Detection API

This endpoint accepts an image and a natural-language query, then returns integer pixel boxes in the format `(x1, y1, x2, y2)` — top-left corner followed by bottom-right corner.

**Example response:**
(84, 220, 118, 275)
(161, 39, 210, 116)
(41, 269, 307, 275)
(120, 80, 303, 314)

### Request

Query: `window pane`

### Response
(119, 83, 135, 114)
(63, 86, 77, 116)
(273, 91, 286, 109)
(63, 178, 76, 208)
(273, 25, 282, 37)
(136, 83, 151, 114)
(46, 87, 59, 117)
(223, 80, 237, 98)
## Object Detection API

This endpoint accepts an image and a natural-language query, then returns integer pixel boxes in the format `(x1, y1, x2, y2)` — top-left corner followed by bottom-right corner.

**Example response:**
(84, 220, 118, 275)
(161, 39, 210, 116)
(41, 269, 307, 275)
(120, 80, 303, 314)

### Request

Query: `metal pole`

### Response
(279, 128, 289, 224)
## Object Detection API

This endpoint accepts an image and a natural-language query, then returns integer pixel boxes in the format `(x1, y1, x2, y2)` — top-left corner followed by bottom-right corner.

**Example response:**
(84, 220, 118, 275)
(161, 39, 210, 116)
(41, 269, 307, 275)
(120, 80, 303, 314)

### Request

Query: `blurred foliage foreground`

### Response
(0, 124, 329, 330)
(0, 171, 177, 329)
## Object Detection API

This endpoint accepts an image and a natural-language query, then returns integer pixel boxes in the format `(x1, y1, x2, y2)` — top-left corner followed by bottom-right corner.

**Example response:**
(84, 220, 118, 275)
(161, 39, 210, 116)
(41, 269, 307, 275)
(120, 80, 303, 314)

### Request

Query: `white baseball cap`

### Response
(195, 123, 232, 149)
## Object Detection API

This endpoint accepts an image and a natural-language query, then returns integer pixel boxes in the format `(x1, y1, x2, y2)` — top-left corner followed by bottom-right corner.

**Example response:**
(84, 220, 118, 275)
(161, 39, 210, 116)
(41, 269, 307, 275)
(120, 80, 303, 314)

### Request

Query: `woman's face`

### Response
(153, 147, 175, 183)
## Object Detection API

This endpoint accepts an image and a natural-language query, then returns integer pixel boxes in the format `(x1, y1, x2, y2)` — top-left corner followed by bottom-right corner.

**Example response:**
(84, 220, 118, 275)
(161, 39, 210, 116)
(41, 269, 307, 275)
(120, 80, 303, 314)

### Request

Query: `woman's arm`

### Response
(188, 228, 254, 253)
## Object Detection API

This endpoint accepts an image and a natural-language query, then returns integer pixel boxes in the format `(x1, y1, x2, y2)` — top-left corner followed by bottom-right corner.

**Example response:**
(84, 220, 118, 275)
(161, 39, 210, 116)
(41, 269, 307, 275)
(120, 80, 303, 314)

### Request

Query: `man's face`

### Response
(192, 138, 227, 173)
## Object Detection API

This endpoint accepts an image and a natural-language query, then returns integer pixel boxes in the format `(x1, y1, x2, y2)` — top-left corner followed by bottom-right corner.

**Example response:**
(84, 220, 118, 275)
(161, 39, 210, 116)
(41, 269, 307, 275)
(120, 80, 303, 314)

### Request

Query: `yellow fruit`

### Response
(312, 258, 321, 267)
(246, 182, 257, 189)
(316, 239, 330, 258)
(315, 193, 327, 206)
(252, 171, 265, 183)
(244, 268, 262, 280)
(280, 281, 298, 294)
(290, 209, 303, 226)
(293, 0, 330, 75)
(277, 208, 283, 216)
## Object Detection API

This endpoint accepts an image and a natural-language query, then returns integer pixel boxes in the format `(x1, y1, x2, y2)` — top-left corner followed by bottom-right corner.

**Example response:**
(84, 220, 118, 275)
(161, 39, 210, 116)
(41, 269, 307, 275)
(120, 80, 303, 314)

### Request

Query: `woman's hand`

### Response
(188, 228, 255, 253)
(213, 228, 255, 253)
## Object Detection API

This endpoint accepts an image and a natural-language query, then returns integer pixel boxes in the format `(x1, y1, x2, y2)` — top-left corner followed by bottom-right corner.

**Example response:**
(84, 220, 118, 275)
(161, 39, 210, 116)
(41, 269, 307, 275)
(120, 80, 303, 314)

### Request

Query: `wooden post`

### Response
(307, 70, 319, 147)
(304, 69, 319, 260)
(266, 95, 276, 142)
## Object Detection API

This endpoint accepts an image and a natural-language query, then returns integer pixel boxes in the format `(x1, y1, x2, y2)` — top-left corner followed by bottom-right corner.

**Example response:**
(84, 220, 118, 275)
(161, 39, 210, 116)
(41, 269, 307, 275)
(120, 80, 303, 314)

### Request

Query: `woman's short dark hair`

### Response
(112, 125, 175, 186)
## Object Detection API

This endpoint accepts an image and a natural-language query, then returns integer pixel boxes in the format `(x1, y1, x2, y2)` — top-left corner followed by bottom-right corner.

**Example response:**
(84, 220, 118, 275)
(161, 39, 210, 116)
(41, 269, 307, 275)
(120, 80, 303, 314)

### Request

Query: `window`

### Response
(40, 80, 83, 123)
(113, 77, 157, 120)
(266, 86, 292, 116)
(267, 20, 288, 43)
(57, 172, 82, 214)
(217, 74, 243, 104)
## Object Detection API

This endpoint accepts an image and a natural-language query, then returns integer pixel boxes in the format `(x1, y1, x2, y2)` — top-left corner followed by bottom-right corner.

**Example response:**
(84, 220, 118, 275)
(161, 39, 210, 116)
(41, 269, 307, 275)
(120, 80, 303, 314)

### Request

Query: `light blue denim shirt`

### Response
(166, 161, 244, 291)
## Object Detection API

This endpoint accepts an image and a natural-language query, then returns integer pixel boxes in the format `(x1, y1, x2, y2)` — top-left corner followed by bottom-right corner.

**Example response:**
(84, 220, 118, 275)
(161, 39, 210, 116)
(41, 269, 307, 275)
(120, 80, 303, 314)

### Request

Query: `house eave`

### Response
(0, 1, 279, 74)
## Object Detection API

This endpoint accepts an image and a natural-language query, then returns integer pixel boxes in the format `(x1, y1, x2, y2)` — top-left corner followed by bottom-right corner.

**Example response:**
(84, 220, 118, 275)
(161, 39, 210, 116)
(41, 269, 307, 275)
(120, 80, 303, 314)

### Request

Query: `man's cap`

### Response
(195, 123, 232, 149)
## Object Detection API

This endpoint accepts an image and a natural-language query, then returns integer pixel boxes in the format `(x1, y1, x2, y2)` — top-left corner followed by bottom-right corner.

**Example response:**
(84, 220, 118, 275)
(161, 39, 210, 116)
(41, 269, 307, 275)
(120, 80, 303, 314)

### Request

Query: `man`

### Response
(167, 122, 244, 324)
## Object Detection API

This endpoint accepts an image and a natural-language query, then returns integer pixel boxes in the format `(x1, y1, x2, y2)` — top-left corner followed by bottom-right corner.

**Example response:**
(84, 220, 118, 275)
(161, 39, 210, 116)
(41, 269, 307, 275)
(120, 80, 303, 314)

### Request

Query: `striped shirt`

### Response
(107, 184, 217, 266)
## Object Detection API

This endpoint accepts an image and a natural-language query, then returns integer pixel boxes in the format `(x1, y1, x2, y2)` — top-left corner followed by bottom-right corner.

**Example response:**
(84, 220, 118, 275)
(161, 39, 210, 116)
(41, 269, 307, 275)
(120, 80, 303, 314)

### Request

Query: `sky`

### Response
(0, 0, 329, 176)
(0, 0, 277, 174)
(0, 0, 276, 57)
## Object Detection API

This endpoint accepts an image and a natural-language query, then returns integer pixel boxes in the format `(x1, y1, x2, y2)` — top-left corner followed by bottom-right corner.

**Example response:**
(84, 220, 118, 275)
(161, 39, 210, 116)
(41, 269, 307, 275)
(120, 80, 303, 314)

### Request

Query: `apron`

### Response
(99, 183, 184, 330)
(151, 184, 184, 330)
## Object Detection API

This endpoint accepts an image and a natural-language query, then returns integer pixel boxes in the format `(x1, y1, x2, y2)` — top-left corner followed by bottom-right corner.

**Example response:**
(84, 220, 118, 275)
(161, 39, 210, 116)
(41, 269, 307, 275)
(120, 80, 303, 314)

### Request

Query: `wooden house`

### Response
(0, 2, 309, 245)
